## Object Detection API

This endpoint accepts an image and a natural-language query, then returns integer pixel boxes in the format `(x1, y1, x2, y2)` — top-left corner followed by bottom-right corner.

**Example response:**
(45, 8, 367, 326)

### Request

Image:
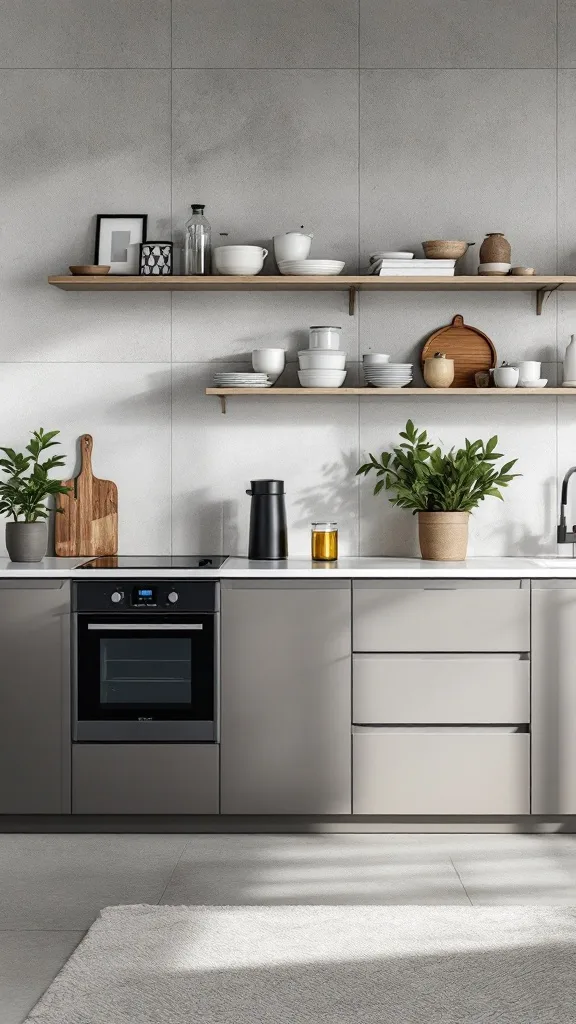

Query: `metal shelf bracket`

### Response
(349, 286, 356, 316)
(219, 395, 227, 414)
(536, 284, 560, 315)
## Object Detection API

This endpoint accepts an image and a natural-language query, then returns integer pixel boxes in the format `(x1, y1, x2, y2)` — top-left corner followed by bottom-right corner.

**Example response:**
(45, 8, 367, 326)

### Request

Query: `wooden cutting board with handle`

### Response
(421, 314, 497, 387)
(55, 434, 118, 556)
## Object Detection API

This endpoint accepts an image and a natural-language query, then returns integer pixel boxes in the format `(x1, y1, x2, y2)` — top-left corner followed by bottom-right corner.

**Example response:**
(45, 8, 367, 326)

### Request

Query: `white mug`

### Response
(309, 326, 341, 350)
(517, 360, 541, 382)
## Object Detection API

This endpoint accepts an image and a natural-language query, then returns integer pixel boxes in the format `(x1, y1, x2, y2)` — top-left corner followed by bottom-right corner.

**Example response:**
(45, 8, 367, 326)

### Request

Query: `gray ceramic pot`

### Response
(5, 522, 48, 562)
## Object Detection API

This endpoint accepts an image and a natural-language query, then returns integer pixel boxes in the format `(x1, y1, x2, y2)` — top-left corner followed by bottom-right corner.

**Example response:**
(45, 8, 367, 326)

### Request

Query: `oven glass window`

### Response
(100, 637, 192, 705)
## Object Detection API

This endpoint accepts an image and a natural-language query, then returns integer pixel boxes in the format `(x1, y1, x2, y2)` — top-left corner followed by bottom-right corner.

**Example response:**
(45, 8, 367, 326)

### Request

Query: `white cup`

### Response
(493, 365, 519, 388)
(309, 326, 341, 350)
(252, 348, 286, 382)
(363, 353, 391, 365)
(517, 360, 541, 382)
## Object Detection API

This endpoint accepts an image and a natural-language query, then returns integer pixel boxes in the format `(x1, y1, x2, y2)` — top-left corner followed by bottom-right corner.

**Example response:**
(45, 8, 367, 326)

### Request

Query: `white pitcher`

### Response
(273, 231, 314, 264)
(564, 335, 576, 385)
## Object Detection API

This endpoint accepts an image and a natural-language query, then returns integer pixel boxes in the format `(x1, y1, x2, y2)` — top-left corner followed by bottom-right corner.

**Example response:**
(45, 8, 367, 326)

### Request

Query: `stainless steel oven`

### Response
(73, 580, 219, 742)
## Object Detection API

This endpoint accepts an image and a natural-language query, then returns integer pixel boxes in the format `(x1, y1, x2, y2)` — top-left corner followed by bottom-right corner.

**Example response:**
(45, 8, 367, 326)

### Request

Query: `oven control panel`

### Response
(73, 580, 218, 613)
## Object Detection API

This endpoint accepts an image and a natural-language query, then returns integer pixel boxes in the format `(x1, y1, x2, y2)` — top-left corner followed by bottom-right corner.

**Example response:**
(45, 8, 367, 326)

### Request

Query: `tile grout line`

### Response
(0, 66, 563, 71)
(156, 841, 189, 904)
(449, 856, 473, 905)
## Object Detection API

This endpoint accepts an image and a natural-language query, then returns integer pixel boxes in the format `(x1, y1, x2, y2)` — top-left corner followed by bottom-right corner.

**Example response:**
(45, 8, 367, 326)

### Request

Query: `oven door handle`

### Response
(86, 623, 204, 631)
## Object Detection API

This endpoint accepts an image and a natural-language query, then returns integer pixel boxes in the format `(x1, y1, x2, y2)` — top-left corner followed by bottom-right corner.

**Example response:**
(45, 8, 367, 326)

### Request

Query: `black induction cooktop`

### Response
(78, 556, 228, 570)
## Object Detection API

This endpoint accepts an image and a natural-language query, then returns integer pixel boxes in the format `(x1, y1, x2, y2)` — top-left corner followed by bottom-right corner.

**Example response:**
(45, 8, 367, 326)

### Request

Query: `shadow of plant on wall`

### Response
(292, 449, 359, 552)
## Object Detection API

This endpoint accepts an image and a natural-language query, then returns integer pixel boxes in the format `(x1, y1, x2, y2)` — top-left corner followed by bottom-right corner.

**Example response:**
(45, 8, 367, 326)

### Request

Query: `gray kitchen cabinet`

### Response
(532, 580, 576, 814)
(72, 744, 219, 814)
(0, 580, 71, 813)
(353, 579, 530, 652)
(220, 580, 351, 814)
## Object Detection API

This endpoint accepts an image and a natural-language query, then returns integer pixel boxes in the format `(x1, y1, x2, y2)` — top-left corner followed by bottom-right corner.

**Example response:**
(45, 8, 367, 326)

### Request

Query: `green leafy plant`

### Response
(0, 429, 71, 523)
(357, 420, 520, 513)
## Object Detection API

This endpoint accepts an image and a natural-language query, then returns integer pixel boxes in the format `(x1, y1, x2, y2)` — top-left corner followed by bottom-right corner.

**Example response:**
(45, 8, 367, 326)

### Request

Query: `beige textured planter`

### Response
(418, 511, 469, 561)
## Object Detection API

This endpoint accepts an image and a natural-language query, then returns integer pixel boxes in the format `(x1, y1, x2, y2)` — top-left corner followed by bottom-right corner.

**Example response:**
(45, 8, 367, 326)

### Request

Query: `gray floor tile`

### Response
(160, 835, 470, 905)
(0, 930, 83, 1024)
(0, 835, 188, 929)
(452, 836, 576, 904)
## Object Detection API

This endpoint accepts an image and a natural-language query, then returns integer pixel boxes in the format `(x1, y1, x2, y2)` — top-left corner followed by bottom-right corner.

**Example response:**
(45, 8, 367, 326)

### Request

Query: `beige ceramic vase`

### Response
(418, 511, 469, 560)
(479, 232, 511, 264)
(423, 352, 455, 388)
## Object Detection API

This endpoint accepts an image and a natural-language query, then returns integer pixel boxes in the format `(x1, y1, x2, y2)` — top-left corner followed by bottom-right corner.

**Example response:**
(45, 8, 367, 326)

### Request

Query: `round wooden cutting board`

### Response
(421, 314, 497, 387)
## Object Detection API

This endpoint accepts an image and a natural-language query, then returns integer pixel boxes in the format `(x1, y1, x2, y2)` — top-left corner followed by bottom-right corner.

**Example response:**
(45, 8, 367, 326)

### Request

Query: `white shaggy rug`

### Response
(26, 904, 576, 1023)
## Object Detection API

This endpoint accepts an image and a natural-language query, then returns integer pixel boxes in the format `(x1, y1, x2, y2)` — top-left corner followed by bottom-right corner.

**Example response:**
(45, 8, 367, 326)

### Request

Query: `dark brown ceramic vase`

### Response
(479, 233, 511, 264)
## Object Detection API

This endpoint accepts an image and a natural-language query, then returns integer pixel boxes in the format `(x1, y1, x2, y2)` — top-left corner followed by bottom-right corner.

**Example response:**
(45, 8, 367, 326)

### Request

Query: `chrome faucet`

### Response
(558, 467, 576, 543)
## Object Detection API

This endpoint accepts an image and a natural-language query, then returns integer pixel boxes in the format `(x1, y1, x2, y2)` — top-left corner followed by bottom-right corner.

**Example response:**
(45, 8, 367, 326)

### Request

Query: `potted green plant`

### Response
(0, 429, 71, 562)
(357, 420, 520, 560)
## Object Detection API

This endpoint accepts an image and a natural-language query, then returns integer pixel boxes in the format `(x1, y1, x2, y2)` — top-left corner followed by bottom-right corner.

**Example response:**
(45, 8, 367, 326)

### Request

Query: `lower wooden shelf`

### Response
(206, 386, 576, 412)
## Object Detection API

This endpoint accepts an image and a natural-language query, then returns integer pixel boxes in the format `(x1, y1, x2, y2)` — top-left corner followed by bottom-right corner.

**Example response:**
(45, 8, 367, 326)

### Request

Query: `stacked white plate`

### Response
(278, 260, 345, 276)
(213, 372, 271, 389)
(364, 363, 413, 388)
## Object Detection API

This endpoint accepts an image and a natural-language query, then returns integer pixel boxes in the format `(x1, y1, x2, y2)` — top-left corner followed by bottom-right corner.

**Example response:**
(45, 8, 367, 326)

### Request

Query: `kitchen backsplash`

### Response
(0, 0, 573, 558)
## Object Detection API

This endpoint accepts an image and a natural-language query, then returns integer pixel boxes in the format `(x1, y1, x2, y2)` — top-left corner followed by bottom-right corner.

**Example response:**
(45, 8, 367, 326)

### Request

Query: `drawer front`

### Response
(72, 744, 219, 814)
(353, 654, 530, 724)
(353, 580, 529, 652)
(353, 729, 530, 814)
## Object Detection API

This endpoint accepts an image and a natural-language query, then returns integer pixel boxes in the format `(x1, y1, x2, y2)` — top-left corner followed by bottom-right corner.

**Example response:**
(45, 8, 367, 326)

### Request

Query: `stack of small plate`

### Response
(213, 372, 271, 389)
(278, 260, 345, 276)
(363, 363, 413, 388)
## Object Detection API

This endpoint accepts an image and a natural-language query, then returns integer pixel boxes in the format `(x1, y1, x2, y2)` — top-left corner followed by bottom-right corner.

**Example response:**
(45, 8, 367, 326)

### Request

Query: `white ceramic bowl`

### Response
(298, 369, 347, 388)
(478, 262, 511, 275)
(298, 350, 346, 370)
(252, 348, 286, 382)
(363, 353, 391, 365)
(519, 378, 548, 388)
(214, 245, 268, 275)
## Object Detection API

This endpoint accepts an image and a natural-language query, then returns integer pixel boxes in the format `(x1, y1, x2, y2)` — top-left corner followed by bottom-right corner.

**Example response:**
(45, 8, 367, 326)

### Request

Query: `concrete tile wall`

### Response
(0, 1, 569, 557)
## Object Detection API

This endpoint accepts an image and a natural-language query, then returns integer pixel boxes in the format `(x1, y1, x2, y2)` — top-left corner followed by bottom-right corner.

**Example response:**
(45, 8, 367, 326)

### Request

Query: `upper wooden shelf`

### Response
(207, 386, 576, 412)
(48, 273, 576, 315)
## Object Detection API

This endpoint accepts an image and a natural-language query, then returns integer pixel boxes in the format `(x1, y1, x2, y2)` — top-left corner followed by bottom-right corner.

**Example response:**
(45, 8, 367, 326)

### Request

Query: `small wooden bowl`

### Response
(510, 266, 535, 276)
(69, 265, 111, 276)
(422, 240, 473, 260)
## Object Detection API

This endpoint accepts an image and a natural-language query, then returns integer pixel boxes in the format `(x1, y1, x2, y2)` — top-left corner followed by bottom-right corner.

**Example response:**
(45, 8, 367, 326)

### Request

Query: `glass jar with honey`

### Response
(311, 522, 338, 561)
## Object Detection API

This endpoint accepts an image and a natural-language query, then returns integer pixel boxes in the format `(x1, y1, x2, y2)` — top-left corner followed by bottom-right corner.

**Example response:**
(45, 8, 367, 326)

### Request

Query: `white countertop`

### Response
(1, 555, 576, 578)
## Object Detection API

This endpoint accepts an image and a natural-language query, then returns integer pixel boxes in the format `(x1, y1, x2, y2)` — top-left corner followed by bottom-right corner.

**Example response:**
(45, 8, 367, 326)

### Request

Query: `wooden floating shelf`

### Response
(206, 386, 576, 413)
(48, 274, 576, 315)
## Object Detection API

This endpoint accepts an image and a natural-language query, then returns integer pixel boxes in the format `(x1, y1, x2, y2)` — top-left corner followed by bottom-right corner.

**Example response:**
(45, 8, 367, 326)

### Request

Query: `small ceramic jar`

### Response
(493, 363, 519, 388)
(423, 352, 455, 389)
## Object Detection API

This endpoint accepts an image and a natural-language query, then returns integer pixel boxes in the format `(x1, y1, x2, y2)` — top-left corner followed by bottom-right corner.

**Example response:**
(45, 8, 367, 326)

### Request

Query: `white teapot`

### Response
(273, 230, 314, 264)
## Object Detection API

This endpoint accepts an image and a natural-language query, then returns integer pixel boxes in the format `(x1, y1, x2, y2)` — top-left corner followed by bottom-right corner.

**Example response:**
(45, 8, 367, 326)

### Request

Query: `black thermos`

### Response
(246, 479, 288, 560)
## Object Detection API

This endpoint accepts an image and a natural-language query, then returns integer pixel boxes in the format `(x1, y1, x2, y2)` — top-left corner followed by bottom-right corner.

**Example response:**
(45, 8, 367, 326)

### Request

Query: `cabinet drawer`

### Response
(353, 729, 529, 815)
(353, 580, 529, 652)
(353, 654, 530, 724)
(72, 744, 219, 814)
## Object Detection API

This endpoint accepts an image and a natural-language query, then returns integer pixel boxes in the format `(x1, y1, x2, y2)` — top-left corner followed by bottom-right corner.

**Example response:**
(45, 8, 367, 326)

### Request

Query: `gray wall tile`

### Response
(172, 0, 358, 69)
(559, 1, 576, 68)
(172, 364, 360, 557)
(558, 72, 576, 272)
(0, 0, 171, 69)
(359, 398, 557, 557)
(0, 70, 171, 361)
(360, 0, 556, 69)
(0, 364, 172, 557)
(172, 292, 358, 362)
(172, 70, 359, 272)
(360, 71, 556, 273)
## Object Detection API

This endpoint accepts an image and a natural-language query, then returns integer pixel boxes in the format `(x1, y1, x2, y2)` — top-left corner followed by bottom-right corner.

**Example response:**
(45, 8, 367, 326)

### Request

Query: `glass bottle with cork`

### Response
(184, 204, 211, 274)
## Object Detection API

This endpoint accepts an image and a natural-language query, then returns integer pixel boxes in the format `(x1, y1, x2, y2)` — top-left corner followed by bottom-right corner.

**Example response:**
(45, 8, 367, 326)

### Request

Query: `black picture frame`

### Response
(94, 214, 148, 273)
